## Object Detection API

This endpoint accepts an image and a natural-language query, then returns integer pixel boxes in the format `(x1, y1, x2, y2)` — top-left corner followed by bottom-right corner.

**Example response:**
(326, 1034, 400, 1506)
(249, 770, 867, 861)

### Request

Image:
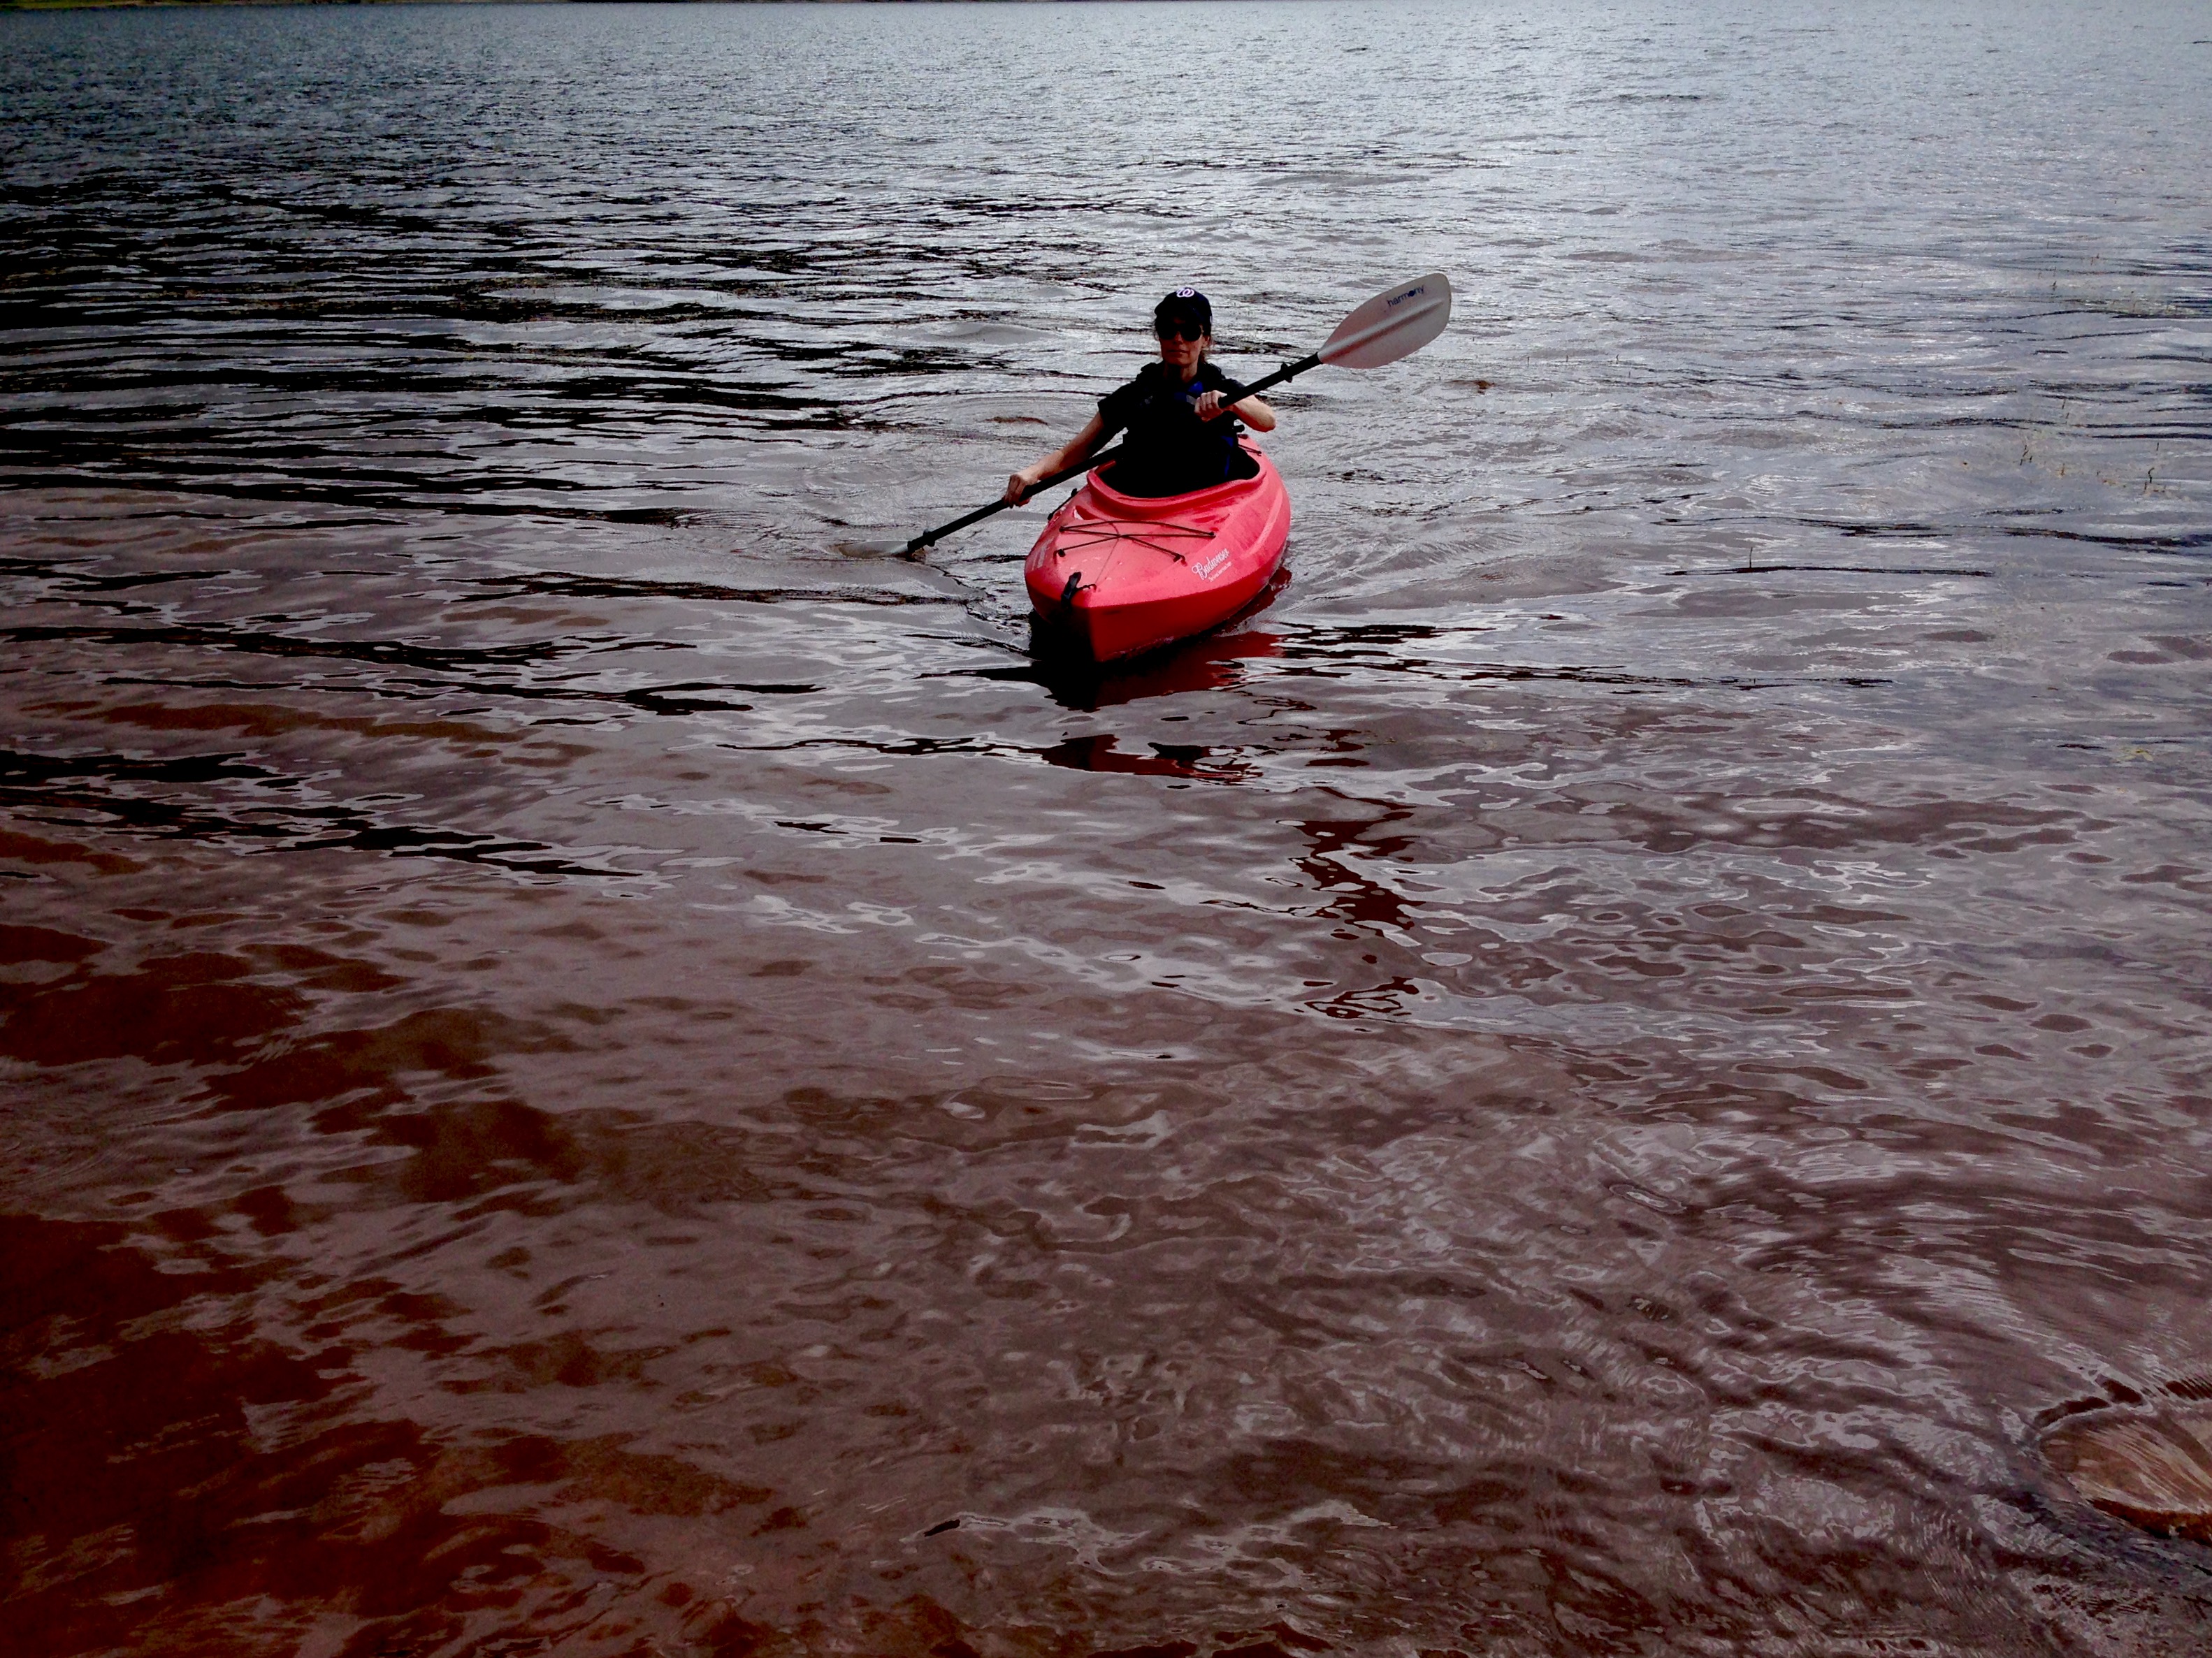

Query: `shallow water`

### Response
(3, 2, 2211, 1653)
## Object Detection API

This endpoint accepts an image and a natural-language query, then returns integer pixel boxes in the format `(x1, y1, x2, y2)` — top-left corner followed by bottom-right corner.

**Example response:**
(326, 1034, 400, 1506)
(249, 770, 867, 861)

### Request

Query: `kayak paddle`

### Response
(876, 272, 1453, 560)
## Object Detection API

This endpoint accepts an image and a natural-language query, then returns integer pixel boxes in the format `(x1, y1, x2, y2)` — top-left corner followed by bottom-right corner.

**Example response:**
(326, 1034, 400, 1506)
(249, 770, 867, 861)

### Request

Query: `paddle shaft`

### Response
(903, 352, 1321, 556)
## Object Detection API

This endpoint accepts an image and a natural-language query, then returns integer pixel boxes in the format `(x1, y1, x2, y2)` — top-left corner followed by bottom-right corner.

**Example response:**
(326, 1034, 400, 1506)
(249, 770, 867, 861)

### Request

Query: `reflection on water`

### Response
(3, 1, 2211, 1654)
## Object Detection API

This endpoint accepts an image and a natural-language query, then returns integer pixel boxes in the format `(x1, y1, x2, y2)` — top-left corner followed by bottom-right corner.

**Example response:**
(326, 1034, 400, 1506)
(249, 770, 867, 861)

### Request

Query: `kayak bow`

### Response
(1025, 445, 1292, 661)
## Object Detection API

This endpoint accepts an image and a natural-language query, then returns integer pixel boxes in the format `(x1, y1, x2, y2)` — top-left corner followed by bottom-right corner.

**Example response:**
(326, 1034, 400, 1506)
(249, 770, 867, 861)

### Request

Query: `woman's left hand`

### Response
(1193, 389, 1227, 419)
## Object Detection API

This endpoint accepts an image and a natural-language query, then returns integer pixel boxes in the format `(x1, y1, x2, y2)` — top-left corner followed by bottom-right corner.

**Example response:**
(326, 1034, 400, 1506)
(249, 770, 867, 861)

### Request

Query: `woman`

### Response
(1004, 287, 1277, 505)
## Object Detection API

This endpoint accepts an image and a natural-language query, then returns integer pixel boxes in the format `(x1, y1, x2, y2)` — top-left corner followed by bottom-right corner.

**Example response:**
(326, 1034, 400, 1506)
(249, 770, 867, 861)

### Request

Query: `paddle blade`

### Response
(1316, 272, 1452, 370)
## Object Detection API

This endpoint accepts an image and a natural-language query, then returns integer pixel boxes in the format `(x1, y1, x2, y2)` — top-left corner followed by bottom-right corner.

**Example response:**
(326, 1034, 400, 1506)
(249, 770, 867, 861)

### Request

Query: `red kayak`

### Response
(1024, 445, 1292, 662)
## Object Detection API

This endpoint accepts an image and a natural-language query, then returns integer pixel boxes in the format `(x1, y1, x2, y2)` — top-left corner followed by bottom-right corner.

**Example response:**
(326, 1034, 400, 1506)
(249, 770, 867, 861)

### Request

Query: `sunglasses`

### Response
(1155, 319, 1208, 342)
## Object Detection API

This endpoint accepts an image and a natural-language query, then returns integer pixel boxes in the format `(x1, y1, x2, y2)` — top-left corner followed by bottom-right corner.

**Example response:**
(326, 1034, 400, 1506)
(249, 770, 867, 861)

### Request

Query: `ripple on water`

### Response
(3, 1, 2211, 1654)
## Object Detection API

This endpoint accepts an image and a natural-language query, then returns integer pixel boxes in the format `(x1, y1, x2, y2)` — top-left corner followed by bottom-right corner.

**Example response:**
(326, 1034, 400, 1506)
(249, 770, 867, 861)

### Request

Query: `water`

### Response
(3, 1, 2210, 1652)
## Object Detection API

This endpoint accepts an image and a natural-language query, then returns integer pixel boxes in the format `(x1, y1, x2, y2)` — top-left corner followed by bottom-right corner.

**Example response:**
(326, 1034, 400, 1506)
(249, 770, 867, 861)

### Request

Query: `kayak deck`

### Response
(1023, 446, 1292, 662)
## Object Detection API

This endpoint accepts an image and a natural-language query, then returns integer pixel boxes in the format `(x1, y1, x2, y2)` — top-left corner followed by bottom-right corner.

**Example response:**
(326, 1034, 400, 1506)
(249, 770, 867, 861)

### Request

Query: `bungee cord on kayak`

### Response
(1048, 516, 1217, 567)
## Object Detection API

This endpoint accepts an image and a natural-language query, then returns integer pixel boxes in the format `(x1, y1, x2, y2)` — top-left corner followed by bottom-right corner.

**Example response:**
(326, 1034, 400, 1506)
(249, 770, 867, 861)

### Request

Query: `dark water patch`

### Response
(0, 746, 645, 878)
(1676, 563, 1996, 578)
(463, 572, 967, 610)
(2, 621, 592, 672)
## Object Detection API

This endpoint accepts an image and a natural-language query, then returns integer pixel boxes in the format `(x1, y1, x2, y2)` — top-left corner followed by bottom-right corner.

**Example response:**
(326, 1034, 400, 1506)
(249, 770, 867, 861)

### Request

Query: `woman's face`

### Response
(1155, 316, 1210, 377)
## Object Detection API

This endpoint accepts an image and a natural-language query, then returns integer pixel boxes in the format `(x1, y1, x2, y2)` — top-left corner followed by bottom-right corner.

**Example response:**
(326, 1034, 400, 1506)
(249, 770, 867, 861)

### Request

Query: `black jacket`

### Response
(1095, 361, 1248, 498)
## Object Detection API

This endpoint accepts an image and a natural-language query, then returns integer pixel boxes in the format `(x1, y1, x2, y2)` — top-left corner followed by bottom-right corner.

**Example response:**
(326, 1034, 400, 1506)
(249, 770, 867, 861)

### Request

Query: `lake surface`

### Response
(3, 2, 2210, 1653)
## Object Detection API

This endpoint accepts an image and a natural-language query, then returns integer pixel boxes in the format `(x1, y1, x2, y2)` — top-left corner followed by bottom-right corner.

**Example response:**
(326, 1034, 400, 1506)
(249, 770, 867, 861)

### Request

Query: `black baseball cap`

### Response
(1153, 286, 1212, 333)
